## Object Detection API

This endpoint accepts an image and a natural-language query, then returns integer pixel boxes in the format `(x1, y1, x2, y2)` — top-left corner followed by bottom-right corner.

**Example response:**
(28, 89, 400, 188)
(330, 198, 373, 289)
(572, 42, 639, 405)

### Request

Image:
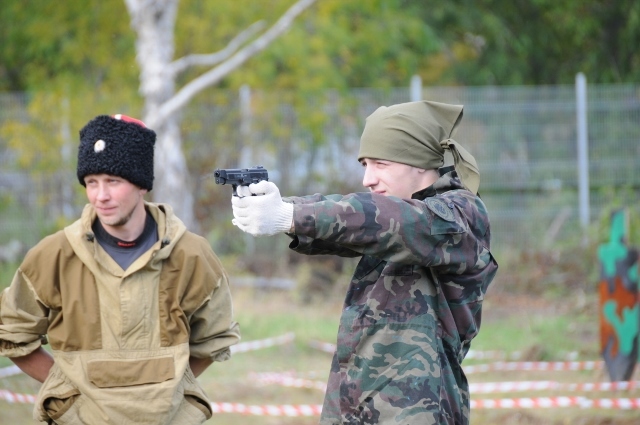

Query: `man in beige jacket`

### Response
(0, 114, 240, 424)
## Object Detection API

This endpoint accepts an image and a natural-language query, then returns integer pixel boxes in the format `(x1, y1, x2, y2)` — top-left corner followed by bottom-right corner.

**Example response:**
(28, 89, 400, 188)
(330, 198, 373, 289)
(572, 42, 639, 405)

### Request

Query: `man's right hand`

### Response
(231, 181, 294, 237)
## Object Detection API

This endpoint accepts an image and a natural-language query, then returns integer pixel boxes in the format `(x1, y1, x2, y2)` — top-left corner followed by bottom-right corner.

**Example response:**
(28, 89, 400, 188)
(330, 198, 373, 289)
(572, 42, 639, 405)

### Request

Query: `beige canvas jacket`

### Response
(0, 202, 240, 424)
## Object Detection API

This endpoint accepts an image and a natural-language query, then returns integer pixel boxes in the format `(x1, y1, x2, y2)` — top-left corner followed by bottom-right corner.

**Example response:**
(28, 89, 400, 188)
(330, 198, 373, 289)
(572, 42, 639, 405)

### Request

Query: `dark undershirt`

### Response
(92, 212, 159, 270)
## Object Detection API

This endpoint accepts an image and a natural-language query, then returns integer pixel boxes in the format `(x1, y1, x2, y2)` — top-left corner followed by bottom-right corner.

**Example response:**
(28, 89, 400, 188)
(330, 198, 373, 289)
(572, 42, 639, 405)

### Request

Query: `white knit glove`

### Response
(231, 181, 294, 236)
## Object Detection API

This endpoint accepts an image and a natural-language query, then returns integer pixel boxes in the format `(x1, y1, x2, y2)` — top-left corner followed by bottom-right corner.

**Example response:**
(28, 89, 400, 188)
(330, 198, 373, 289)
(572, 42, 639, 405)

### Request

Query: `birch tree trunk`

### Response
(124, 0, 317, 230)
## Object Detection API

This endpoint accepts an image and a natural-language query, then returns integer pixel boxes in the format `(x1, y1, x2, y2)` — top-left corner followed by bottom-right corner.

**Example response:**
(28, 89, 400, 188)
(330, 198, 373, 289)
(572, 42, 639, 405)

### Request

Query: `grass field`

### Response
(1, 269, 639, 424)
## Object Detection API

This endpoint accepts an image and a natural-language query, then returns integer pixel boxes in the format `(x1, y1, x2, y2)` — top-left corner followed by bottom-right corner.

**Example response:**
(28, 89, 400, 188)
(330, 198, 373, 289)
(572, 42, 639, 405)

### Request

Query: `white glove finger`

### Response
(232, 218, 249, 233)
(231, 194, 246, 208)
(232, 217, 248, 227)
(249, 180, 278, 196)
(232, 204, 251, 221)
(236, 185, 252, 198)
(231, 193, 257, 210)
(233, 191, 270, 211)
(232, 213, 254, 227)
(232, 194, 261, 215)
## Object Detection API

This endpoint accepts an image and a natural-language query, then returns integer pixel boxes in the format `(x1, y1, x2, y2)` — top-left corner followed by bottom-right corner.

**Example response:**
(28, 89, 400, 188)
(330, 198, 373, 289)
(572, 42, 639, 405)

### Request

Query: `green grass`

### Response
(471, 300, 599, 361)
(1, 281, 639, 424)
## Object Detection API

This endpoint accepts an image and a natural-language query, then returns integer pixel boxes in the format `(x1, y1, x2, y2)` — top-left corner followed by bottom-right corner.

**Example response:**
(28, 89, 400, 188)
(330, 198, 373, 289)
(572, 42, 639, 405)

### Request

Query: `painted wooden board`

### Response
(598, 208, 639, 381)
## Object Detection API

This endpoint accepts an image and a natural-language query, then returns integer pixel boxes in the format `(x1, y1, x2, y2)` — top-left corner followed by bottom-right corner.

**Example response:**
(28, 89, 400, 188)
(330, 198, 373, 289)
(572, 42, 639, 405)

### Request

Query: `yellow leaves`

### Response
(1, 86, 139, 173)
(2, 93, 67, 171)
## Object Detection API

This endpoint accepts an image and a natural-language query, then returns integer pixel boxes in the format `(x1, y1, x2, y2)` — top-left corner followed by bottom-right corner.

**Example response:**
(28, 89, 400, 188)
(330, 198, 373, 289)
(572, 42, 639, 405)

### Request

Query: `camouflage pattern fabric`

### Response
(286, 169, 498, 425)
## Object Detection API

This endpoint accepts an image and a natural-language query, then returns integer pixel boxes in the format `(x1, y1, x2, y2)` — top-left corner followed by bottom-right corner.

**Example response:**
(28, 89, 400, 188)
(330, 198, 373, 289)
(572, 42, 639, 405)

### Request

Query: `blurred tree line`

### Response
(2, 0, 637, 178)
(1, 0, 638, 206)
(2, 0, 637, 94)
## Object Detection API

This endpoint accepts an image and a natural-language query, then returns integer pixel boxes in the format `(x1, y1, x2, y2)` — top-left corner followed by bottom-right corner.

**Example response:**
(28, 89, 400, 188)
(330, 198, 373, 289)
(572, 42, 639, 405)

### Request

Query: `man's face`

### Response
(360, 158, 438, 199)
(84, 174, 147, 230)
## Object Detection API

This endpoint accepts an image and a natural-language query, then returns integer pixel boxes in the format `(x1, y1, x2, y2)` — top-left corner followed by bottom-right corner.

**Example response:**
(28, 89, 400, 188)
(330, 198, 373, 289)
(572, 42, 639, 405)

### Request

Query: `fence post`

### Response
(410, 75, 422, 102)
(576, 72, 590, 243)
(239, 84, 253, 165)
(239, 84, 256, 257)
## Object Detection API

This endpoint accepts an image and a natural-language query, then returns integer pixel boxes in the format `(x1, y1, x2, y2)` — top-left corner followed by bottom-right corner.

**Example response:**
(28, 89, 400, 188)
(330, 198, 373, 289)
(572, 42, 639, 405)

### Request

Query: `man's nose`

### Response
(96, 184, 110, 200)
(362, 167, 377, 188)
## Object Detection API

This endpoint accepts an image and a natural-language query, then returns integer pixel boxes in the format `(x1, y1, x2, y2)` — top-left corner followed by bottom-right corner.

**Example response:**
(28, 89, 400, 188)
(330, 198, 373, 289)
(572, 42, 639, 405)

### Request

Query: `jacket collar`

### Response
(74, 201, 186, 257)
(411, 166, 465, 200)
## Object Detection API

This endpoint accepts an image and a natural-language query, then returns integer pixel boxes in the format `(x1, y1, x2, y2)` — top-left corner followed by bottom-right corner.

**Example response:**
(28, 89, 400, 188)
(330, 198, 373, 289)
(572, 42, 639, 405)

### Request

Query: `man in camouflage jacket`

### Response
(231, 101, 498, 424)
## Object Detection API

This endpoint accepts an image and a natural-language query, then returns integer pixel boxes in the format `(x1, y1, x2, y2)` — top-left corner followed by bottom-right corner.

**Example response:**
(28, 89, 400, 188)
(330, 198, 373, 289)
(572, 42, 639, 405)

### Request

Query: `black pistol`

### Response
(214, 165, 269, 196)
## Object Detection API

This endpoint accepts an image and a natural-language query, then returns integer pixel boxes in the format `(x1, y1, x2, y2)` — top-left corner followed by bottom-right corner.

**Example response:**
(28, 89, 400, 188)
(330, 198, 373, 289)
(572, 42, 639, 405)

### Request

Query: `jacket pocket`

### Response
(352, 256, 385, 281)
(182, 366, 213, 419)
(425, 199, 468, 236)
(35, 363, 82, 424)
(381, 263, 414, 276)
(87, 356, 174, 388)
(44, 395, 84, 425)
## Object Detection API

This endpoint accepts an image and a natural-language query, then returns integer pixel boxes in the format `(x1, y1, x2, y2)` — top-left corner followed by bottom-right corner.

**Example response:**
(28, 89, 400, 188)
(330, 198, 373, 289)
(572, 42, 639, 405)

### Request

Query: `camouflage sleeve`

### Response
(283, 193, 344, 205)
(288, 234, 363, 257)
(291, 190, 490, 269)
(286, 194, 363, 257)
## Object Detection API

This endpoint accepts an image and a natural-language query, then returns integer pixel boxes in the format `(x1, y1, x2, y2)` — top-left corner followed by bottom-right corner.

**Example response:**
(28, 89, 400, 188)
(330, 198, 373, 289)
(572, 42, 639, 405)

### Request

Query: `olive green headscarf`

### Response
(357, 100, 480, 194)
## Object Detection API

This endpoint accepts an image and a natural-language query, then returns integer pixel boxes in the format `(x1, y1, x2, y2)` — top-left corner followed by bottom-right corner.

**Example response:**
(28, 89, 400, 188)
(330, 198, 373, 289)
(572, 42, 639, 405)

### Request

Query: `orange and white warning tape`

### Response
(470, 380, 640, 394)
(209, 402, 322, 416)
(463, 360, 603, 374)
(465, 350, 579, 361)
(250, 371, 640, 395)
(231, 332, 295, 354)
(3, 388, 639, 413)
(0, 389, 37, 404)
(470, 397, 640, 409)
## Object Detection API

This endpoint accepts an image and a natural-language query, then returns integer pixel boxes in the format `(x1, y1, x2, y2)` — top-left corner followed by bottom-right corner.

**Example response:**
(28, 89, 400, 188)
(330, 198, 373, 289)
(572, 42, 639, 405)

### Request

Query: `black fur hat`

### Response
(77, 114, 156, 190)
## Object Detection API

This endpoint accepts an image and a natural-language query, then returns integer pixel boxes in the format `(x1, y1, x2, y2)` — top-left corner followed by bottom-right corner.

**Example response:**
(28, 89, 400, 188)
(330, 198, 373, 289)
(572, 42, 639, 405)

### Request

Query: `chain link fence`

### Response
(1, 83, 639, 258)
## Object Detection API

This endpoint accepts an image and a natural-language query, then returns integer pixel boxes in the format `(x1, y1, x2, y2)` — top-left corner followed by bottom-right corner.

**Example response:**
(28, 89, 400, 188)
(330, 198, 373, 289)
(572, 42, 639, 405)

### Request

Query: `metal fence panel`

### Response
(1, 84, 638, 254)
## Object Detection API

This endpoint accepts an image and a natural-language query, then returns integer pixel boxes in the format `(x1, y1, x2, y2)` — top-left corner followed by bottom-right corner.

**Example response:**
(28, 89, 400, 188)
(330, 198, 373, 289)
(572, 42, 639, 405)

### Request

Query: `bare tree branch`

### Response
(149, 0, 317, 127)
(168, 20, 267, 77)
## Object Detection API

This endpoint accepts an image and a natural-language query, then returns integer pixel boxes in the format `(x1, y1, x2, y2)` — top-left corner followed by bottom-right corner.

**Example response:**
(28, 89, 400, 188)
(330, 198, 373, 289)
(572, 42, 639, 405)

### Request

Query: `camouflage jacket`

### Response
(286, 169, 498, 425)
